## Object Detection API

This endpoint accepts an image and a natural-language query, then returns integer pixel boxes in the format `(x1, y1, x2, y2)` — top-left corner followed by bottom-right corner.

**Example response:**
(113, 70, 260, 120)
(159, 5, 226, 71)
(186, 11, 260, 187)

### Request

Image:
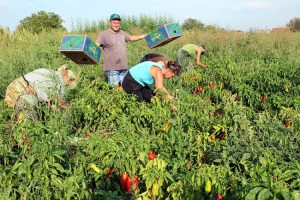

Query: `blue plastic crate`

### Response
(146, 23, 182, 48)
(60, 35, 101, 64)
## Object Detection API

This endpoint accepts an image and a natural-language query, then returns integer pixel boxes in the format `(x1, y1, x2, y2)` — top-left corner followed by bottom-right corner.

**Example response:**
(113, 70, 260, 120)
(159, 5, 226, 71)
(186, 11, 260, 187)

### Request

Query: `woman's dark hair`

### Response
(166, 61, 181, 75)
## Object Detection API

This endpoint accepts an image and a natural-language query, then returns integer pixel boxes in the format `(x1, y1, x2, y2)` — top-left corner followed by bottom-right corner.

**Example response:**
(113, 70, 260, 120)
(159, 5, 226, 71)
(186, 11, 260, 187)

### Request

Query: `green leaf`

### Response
(277, 191, 292, 200)
(138, 152, 147, 162)
(292, 191, 300, 200)
(12, 162, 23, 172)
(53, 153, 65, 161)
(52, 163, 66, 173)
(257, 188, 272, 200)
(259, 157, 267, 168)
(280, 170, 298, 181)
(17, 164, 27, 177)
(290, 179, 300, 188)
(213, 159, 222, 163)
(245, 187, 264, 200)
(242, 153, 252, 161)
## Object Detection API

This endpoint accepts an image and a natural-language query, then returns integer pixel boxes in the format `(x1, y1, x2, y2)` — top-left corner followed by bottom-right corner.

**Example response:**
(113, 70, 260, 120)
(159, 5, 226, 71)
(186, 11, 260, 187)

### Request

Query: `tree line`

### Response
(1, 11, 299, 34)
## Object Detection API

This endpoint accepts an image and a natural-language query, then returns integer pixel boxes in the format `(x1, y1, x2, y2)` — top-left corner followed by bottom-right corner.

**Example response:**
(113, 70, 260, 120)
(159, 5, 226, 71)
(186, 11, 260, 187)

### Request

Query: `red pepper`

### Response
(84, 133, 92, 138)
(148, 151, 156, 160)
(215, 192, 223, 200)
(209, 82, 214, 90)
(120, 173, 128, 190)
(220, 134, 226, 140)
(106, 167, 111, 177)
(284, 119, 292, 127)
(199, 85, 203, 95)
(261, 95, 265, 103)
(210, 135, 217, 140)
(125, 175, 132, 192)
(193, 88, 199, 94)
(133, 176, 139, 190)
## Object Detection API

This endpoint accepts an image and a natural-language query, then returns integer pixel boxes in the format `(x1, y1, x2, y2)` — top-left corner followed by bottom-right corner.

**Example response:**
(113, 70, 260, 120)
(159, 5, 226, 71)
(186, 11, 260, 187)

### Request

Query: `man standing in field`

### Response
(95, 14, 147, 86)
(177, 44, 207, 71)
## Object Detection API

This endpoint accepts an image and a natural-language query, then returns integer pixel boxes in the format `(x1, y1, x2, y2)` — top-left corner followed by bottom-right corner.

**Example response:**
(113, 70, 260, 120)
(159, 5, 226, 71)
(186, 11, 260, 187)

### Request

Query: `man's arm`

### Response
(196, 46, 208, 68)
(129, 34, 147, 41)
(95, 32, 104, 47)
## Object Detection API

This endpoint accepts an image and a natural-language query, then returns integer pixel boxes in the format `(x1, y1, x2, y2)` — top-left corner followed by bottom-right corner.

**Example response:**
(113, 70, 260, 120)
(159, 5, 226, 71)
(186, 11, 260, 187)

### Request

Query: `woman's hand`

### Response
(167, 94, 176, 100)
(170, 104, 178, 111)
(60, 100, 69, 109)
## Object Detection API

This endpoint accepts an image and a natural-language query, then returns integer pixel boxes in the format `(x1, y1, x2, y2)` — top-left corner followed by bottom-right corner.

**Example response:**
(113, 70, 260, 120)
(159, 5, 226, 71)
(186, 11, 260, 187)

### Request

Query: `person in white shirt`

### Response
(5, 64, 78, 120)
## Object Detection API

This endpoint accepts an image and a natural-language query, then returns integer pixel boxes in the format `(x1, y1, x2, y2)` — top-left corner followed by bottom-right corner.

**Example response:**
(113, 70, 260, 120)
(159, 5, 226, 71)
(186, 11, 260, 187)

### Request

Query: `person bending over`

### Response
(177, 44, 207, 71)
(122, 61, 181, 102)
(5, 64, 78, 120)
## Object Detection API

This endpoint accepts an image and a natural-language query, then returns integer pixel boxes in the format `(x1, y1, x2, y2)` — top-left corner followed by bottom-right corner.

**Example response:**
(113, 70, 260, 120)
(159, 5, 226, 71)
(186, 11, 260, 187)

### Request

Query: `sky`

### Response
(0, 0, 299, 32)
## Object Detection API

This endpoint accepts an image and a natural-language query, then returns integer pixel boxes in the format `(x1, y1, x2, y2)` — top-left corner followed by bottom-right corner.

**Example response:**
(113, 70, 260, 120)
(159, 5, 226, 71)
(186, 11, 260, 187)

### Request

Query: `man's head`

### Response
(58, 64, 78, 89)
(109, 14, 121, 32)
(198, 44, 206, 55)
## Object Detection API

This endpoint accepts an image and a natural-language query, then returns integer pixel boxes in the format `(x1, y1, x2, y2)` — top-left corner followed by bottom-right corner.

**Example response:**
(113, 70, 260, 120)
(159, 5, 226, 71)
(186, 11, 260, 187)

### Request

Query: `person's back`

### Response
(140, 53, 170, 66)
(180, 44, 198, 56)
(122, 60, 180, 102)
(177, 44, 207, 71)
(24, 68, 65, 103)
(130, 61, 163, 86)
(5, 65, 77, 121)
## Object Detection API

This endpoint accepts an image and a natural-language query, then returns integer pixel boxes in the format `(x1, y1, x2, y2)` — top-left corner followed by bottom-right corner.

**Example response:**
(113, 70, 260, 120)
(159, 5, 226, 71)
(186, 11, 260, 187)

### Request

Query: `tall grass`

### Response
(71, 14, 175, 34)
(0, 29, 80, 98)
